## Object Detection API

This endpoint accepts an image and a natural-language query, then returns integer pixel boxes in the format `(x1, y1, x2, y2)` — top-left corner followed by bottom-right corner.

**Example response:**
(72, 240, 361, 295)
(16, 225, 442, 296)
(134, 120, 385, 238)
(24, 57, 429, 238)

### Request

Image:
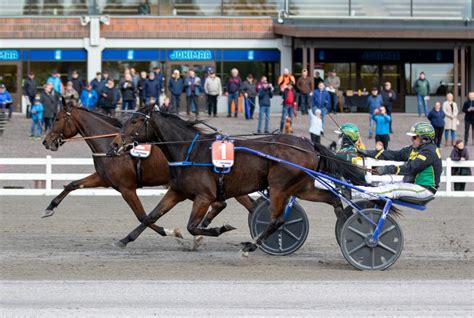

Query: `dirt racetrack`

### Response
(0, 196, 472, 281)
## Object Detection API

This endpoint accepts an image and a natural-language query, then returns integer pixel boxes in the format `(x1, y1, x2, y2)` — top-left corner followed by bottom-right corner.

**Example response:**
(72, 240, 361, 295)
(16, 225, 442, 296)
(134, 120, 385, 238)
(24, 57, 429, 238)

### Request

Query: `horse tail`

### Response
(312, 142, 369, 186)
(370, 200, 403, 218)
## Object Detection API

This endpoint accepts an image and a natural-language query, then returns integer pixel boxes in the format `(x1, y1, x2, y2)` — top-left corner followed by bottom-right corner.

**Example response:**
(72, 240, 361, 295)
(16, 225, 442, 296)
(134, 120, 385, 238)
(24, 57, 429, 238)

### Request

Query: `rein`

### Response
(64, 133, 119, 142)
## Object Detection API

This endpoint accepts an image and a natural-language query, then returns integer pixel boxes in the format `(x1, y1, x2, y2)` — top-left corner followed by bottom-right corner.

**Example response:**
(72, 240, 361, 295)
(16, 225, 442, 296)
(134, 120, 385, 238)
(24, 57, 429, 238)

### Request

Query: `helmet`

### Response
(335, 123, 360, 142)
(406, 122, 435, 140)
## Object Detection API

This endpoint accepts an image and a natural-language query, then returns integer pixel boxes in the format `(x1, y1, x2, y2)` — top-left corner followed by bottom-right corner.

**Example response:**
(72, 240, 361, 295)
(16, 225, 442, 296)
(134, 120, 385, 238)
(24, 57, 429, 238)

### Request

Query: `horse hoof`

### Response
(223, 223, 237, 232)
(192, 236, 204, 251)
(173, 228, 183, 239)
(240, 250, 249, 258)
(112, 240, 127, 249)
(41, 209, 55, 218)
(241, 241, 258, 253)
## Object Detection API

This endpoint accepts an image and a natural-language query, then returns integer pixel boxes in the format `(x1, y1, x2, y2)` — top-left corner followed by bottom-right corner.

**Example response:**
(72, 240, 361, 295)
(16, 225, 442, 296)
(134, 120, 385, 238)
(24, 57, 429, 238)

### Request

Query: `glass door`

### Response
(167, 62, 215, 114)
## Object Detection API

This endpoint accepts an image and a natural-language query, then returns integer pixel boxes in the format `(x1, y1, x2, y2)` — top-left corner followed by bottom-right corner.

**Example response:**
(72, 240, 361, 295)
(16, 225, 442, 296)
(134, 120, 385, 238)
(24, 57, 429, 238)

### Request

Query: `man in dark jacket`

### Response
(144, 72, 160, 105)
(168, 70, 184, 113)
(90, 72, 102, 94)
(413, 72, 430, 117)
(356, 122, 441, 201)
(100, 79, 119, 117)
(381, 81, 396, 133)
(463, 92, 474, 145)
(69, 70, 84, 96)
(23, 72, 37, 117)
(225, 68, 242, 118)
(120, 75, 136, 112)
(296, 69, 313, 115)
(40, 82, 60, 132)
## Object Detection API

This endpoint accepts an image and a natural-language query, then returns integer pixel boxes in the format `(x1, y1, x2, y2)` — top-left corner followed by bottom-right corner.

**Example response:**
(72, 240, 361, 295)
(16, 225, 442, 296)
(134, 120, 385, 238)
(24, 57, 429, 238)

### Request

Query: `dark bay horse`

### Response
(43, 103, 256, 239)
(112, 105, 368, 252)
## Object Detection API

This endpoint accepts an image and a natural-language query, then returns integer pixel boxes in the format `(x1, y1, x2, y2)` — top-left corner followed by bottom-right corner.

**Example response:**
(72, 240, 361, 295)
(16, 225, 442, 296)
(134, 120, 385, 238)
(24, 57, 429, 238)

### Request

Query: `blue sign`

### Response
(0, 50, 20, 61)
(29, 49, 86, 61)
(247, 50, 254, 60)
(222, 49, 280, 61)
(168, 50, 213, 61)
(102, 49, 159, 61)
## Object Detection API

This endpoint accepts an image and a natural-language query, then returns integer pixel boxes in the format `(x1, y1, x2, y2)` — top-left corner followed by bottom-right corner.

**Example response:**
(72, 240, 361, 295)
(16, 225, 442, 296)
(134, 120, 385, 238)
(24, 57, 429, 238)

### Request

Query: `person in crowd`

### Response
(308, 108, 323, 144)
(225, 68, 242, 118)
(137, 71, 148, 107)
(0, 84, 13, 120)
(381, 81, 396, 133)
(312, 81, 330, 134)
(436, 81, 448, 96)
(372, 106, 391, 150)
(100, 79, 119, 117)
(241, 74, 258, 120)
(280, 81, 297, 133)
(147, 96, 157, 107)
(168, 70, 183, 114)
(427, 101, 445, 148)
(159, 96, 172, 113)
(184, 69, 202, 118)
(204, 67, 222, 117)
(30, 96, 43, 140)
(145, 72, 160, 107)
(90, 72, 103, 95)
(100, 71, 110, 92)
(462, 91, 474, 145)
(69, 70, 84, 96)
(40, 82, 60, 132)
(130, 68, 139, 87)
(442, 93, 458, 146)
(153, 66, 164, 95)
(277, 68, 295, 93)
(80, 84, 98, 110)
(324, 70, 340, 114)
(47, 70, 63, 95)
(313, 71, 324, 87)
(63, 81, 79, 104)
(414, 71, 430, 117)
(257, 76, 273, 134)
(296, 69, 313, 115)
(23, 73, 37, 116)
(138, 0, 150, 15)
(356, 122, 441, 200)
(367, 87, 383, 139)
(120, 73, 136, 112)
(450, 138, 471, 191)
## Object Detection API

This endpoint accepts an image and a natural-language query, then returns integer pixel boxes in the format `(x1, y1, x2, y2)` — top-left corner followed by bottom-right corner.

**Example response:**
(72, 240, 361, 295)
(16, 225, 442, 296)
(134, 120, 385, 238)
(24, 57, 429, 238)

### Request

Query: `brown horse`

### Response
(42, 103, 256, 239)
(112, 105, 368, 252)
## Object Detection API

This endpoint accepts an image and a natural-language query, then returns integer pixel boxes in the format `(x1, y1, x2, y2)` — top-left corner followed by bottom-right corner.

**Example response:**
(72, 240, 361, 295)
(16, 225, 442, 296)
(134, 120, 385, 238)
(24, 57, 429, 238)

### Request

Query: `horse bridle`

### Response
(121, 108, 154, 149)
(52, 110, 74, 147)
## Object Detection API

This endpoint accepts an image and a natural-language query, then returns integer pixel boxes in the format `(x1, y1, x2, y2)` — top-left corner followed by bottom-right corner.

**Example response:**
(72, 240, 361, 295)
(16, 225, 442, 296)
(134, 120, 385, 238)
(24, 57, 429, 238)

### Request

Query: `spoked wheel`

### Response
(340, 208, 404, 271)
(249, 199, 309, 256)
(335, 200, 376, 246)
(247, 195, 268, 228)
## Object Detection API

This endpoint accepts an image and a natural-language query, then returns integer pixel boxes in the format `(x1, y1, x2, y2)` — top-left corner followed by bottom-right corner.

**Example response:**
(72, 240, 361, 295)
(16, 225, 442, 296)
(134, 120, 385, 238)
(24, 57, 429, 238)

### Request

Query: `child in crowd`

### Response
(280, 81, 297, 133)
(450, 138, 471, 191)
(372, 106, 391, 149)
(30, 96, 44, 140)
(308, 108, 323, 144)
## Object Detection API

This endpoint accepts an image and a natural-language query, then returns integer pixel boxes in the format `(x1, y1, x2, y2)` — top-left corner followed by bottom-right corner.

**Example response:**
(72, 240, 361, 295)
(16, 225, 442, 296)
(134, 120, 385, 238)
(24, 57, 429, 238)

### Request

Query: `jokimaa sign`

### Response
(0, 50, 20, 61)
(168, 50, 213, 61)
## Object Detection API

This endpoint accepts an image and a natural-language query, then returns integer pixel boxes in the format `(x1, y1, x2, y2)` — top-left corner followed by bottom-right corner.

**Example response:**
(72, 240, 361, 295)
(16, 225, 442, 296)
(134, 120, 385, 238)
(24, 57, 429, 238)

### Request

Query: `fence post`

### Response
(445, 157, 452, 196)
(45, 155, 52, 195)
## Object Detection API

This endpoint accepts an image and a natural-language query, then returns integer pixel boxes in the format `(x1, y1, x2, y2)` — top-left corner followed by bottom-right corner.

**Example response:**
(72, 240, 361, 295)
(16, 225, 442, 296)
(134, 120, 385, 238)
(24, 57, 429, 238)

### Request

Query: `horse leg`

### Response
(42, 172, 104, 218)
(114, 189, 186, 248)
(241, 188, 287, 254)
(187, 198, 236, 237)
(201, 195, 255, 229)
(120, 188, 182, 238)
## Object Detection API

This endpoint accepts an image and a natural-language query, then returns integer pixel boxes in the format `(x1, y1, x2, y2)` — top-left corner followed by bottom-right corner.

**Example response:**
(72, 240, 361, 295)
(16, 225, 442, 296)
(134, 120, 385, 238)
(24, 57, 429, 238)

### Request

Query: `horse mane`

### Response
(75, 106, 123, 128)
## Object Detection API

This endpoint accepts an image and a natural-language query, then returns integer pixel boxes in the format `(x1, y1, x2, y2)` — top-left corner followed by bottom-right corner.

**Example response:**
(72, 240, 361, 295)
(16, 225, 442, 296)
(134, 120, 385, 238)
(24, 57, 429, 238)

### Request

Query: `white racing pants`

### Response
(351, 183, 434, 200)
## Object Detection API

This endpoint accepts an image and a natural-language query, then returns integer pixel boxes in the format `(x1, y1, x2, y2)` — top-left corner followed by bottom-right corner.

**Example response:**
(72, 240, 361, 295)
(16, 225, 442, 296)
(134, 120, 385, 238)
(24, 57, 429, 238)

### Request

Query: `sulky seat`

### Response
(397, 195, 435, 206)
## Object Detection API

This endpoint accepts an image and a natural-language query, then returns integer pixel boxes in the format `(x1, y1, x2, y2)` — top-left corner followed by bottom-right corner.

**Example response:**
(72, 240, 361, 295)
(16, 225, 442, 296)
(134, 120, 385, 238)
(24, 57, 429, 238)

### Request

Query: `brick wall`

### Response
(0, 17, 274, 39)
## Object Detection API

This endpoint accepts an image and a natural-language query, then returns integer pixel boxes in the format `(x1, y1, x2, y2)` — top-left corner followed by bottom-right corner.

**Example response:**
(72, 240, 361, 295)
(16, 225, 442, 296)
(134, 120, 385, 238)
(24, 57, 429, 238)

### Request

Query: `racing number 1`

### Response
(219, 143, 227, 160)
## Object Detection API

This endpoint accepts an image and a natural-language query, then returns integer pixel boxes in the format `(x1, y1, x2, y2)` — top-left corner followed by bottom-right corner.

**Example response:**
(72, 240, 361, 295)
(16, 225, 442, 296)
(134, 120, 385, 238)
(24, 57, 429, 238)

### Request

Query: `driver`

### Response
(334, 123, 365, 165)
(356, 122, 442, 200)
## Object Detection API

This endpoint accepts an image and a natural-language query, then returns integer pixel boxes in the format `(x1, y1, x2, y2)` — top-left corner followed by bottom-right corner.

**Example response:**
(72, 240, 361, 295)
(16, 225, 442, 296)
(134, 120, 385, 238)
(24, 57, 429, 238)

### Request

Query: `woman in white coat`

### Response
(443, 93, 459, 146)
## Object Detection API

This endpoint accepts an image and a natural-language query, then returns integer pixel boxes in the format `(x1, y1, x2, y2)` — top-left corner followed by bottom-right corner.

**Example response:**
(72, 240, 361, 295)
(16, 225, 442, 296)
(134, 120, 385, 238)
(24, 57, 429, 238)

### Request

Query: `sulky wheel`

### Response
(335, 200, 376, 246)
(340, 208, 404, 271)
(247, 195, 268, 229)
(249, 199, 309, 256)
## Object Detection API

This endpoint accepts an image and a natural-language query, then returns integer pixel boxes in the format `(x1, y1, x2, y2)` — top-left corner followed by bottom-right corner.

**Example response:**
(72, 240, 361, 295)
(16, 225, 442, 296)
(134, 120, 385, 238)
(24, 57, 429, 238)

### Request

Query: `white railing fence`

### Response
(0, 156, 473, 197)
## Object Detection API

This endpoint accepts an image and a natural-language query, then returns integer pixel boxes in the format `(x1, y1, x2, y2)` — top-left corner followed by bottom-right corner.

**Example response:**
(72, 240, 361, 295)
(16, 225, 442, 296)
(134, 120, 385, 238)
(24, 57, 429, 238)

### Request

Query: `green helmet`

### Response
(406, 122, 435, 140)
(335, 123, 360, 142)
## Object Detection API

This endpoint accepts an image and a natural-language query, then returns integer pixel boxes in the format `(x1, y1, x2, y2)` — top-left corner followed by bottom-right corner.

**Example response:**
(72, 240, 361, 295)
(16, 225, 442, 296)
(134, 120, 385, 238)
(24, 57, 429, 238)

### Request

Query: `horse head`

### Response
(112, 105, 155, 156)
(43, 100, 79, 151)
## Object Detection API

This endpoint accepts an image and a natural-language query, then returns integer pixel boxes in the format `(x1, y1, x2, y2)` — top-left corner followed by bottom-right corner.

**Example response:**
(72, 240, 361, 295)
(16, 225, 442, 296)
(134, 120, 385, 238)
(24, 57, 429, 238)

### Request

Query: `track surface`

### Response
(1, 196, 473, 315)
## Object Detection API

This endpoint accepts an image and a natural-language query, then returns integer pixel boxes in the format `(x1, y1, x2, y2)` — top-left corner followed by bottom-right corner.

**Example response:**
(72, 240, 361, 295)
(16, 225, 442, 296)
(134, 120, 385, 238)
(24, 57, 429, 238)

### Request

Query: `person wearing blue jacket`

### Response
(0, 84, 13, 119)
(46, 71, 62, 95)
(168, 70, 184, 113)
(427, 101, 446, 147)
(30, 96, 44, 139)
(144, 72, 160, 105)
(367, 87, 383, 139)
(312, 82, 330, 133)
(371, 106, 391, 150)
(80, 84, 98, 110)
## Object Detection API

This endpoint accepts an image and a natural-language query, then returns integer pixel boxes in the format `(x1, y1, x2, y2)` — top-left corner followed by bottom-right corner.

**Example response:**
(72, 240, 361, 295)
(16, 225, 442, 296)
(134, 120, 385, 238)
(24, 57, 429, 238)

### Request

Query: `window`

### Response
(406, 63, 454, 95)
